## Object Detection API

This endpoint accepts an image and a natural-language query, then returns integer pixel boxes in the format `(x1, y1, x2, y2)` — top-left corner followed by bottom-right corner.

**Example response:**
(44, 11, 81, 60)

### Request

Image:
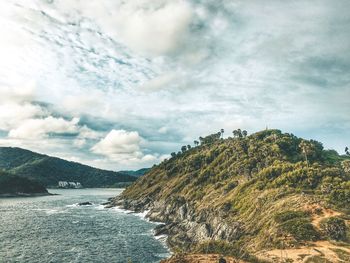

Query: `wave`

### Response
(110, 205, 171, 255)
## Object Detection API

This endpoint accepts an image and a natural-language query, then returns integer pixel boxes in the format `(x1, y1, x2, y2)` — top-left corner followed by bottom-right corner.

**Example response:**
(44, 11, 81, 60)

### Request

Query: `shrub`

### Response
(280, 218, 319, 241)
(193, 241, 266, 262)
(274, 210, 309, 223)
(225, 181, 238, 192)
(329, 186, 350, 210)
(320, 217, 347, 241)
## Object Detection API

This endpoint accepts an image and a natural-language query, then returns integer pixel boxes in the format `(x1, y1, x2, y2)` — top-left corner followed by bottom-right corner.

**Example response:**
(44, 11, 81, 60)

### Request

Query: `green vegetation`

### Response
(304, 255, 333, 263)
(320, 217, 347, 241)
(274, 210, 309, 223)
(0, 147, 136, 187)
(274, 210, 319, 242)
(0, 170, 48, 195)
(122, 129, 350, 255)
(118, 168, 150, 178)
(194, 241, 267, 263)
(109, 182, 134, 188)
(280, 218, 319, 241)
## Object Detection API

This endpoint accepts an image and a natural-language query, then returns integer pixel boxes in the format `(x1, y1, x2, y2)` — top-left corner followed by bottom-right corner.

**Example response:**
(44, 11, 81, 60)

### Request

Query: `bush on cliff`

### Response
(320, 217, 347, 241)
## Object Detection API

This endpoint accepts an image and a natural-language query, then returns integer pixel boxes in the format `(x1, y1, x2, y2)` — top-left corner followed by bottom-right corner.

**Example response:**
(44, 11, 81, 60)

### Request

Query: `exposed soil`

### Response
(160, 254, 246, 263)
(255, 204, 349, 262)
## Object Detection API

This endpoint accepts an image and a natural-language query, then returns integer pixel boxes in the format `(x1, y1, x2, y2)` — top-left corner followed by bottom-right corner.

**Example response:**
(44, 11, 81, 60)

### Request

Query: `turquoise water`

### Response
(0, 189, 169, 263)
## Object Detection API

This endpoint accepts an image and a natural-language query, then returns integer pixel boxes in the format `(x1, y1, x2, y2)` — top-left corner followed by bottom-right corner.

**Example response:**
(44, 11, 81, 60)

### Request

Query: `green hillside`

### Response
(0, 170, 48, 196)
(119, 168, 150, 177)
(116, 129, 350, 262)
(0, 147, 136, 187)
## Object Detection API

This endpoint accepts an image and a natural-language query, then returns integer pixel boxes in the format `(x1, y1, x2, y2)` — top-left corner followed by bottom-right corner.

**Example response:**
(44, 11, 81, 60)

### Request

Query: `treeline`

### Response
(0, 170, 48, 195)
(171, 129, 249, 158)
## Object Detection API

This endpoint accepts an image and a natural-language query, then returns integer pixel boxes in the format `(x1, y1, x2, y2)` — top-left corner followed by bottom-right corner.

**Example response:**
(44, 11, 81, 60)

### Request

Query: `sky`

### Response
(0, 0, 349, 171)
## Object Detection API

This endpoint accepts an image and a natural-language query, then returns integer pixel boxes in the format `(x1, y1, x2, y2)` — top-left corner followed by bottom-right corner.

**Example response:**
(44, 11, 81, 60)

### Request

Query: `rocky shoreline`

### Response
(108, 195, 243, 252)
(0, 192, 54, 198)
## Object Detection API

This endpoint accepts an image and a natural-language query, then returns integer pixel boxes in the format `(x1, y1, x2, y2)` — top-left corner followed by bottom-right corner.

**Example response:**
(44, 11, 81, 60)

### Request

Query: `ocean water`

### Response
(0, 189, 170, 263)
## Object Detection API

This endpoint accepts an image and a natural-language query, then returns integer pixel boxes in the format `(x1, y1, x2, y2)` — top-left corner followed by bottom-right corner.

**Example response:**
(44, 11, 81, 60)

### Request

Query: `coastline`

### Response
(105, 199, 172, 258)
(106, 198, 248, 263)
(0, 192, 55, 198)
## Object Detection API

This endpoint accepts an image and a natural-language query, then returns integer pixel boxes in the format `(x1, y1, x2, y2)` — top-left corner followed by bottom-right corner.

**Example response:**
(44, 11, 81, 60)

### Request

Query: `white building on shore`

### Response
(58, 181, 82, 188)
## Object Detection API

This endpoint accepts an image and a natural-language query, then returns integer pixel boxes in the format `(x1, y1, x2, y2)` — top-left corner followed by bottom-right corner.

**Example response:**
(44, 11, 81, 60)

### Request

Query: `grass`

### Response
(121, 129, 350, 254)
(330, 248, 350, 261)
(304, 255, 333, 263)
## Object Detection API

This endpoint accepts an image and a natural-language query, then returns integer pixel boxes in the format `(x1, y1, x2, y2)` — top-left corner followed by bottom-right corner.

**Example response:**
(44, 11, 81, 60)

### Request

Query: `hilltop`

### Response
(112, 129, 350, 262)
(0, 147, 136, 188)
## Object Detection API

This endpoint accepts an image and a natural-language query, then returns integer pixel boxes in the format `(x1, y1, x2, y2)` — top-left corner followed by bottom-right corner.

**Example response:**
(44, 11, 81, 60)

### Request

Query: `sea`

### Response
(0, 188, 170, 263)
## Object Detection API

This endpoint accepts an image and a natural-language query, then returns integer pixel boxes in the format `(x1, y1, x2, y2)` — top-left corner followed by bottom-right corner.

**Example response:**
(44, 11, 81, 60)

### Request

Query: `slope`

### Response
(0, 170, 49, 196)
(0, 147, 136, 187)
(112, 129, 350, 262)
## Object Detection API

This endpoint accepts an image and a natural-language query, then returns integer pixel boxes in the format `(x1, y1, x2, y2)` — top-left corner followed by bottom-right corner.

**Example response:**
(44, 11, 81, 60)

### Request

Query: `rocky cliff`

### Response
(110, 129, 350, 262)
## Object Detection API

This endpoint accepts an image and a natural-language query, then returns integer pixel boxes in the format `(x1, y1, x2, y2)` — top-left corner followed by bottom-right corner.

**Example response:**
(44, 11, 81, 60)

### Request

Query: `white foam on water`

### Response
(108, 204, 171, 257)
(66, 203, 79, 207)
(133, 210, 150, 219)
(111, 206, 136, 215)
(32, 208, 65, 215)
(45, 209, 65, 215)
(95, 204, 105, 210)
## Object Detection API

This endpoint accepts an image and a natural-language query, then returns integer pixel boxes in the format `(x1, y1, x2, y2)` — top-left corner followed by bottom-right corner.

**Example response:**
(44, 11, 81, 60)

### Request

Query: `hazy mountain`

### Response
(112, 129, 350, 262)
(0, 147, 137, 188)
(118, 168, 150, 178)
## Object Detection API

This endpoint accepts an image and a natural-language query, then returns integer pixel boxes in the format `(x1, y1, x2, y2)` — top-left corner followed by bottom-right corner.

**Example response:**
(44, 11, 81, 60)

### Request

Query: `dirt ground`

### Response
(256, 205, 350, 262)
(160, 254, 246, 263)
(161, 205, 349, 263)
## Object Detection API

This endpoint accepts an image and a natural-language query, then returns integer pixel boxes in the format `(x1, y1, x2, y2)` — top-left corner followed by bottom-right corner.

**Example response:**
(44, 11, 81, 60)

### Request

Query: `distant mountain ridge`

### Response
(119, 168, 150, 177)
(0, 147, 136, 187)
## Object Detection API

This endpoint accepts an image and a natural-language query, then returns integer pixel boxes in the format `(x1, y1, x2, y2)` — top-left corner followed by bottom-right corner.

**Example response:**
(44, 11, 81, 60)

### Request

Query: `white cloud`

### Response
(73, 138, 86, 148)
(62, 91, 106, 115)
(51, 0, 193, 55)
(158, 126, 168, 134)
(112, 1, 193, 55)
(8, 116, 80, 139)
(0, 84, 37, 103)
(78, 126, 102, 140)
(91, 129, 165, 167)
(142, 72, 177, 91)
(1, 0, 350, 170)
(0, 102, 45, 131)
(91, 129, 142, 157)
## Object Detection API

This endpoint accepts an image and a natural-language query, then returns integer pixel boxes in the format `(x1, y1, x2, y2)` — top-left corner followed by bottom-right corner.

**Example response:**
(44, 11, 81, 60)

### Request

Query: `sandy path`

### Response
(160, 254, 246, 263)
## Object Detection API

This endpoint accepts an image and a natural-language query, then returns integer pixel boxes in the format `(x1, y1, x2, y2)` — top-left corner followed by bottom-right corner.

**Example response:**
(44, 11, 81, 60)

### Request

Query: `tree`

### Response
(220, 129, 224, 139)
(187, 145, 192, 150)
(181, 146, 187, 153)
(237, 129, 243, 138)
(199, 137, 204, 145)
(242, 130, 248, 137)
(194, 140, 199, 146)
(299, 141, 315, 166)
(199, 133, 221, 145)
(345, 146, 349, 155)
(171, 152, 176, 158)
(232, 130, 238, 138)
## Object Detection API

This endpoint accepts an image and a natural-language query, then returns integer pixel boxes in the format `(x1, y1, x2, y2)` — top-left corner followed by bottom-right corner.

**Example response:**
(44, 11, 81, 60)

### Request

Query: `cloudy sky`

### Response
(0, 0, 349, 170)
